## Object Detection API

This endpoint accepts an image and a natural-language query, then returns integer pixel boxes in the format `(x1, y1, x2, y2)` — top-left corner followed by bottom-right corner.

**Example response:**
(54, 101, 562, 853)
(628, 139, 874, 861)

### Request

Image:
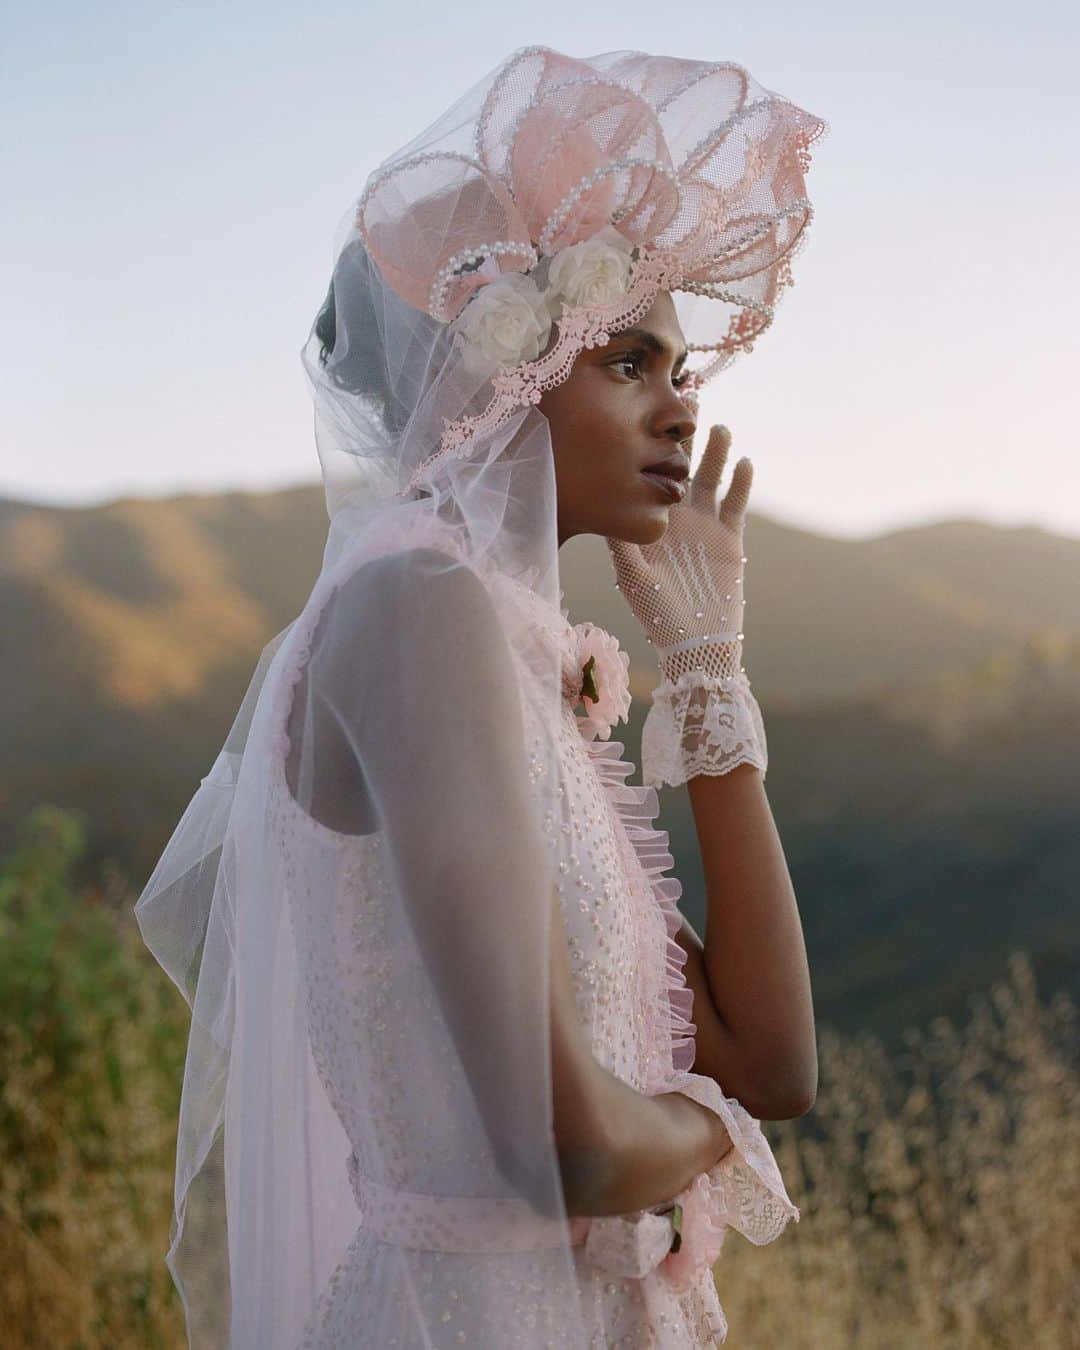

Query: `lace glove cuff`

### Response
(657, 1070, 801, 1291)
(641, 662, 768, 789)
(582, 1069, 799, 1292)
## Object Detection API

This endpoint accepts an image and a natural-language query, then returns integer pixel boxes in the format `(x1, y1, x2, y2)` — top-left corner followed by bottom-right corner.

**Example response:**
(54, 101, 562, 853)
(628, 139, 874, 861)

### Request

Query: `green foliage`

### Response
(0, 804, 1075, 1347)
(0, 806, 187, 1348)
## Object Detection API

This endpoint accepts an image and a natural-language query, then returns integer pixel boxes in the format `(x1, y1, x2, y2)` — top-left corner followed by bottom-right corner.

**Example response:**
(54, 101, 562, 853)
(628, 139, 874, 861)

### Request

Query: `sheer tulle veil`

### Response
(134, 45, 827, 1347)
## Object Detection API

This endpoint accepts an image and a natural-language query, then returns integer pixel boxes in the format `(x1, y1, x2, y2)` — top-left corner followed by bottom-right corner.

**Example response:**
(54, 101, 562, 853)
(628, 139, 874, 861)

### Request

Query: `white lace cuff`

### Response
(641, 669, 768, 789)
(668, 1070, 800, 1246)
(582, 1069, 800, 1292)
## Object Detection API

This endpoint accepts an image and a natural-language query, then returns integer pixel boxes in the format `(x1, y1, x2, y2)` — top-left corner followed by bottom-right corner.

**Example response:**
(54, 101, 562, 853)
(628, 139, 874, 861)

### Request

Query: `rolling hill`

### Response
(2, 485, 1076, 1048)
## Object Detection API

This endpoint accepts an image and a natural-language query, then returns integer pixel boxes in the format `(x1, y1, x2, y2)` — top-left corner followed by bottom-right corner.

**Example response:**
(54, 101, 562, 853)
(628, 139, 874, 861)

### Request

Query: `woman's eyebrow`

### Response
(610, 326, 689, 365)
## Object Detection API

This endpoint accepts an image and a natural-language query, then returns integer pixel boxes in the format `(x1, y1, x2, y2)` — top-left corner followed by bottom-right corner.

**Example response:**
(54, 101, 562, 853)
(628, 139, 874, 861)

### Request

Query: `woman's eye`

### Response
(612, 354, 690, 387)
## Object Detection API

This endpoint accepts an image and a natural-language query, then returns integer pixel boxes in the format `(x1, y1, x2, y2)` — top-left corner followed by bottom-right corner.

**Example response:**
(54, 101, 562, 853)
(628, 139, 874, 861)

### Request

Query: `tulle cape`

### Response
(135, 44, 827, 1347)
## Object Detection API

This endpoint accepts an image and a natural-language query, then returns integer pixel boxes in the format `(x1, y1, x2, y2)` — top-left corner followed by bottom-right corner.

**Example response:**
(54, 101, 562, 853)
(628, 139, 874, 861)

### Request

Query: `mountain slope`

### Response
(2, 485, 1076, 1047)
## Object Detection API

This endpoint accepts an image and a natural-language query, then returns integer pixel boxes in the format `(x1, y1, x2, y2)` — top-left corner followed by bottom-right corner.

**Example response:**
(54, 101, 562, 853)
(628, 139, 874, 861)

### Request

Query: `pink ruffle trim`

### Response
(580, 735, 697, 1078)
(572, 723, 800, 1300)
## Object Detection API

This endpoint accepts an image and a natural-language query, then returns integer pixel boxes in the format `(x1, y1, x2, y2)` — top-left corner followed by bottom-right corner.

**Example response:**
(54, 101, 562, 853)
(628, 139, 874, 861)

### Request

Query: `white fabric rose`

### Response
(454, 271, 554, 376)
(546, 224, 634, 311)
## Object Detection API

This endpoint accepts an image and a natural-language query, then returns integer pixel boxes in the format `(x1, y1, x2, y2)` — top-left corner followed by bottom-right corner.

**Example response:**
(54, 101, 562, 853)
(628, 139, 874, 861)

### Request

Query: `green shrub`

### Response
(0, 806, 187, 1348)
(0, 806, 1075, 1347)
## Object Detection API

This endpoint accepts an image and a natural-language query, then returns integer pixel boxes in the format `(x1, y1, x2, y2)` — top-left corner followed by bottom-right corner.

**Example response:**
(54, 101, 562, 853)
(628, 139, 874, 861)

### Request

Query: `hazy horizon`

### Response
(4, 0, 1077, 539)
(4, 477, 1076, 548)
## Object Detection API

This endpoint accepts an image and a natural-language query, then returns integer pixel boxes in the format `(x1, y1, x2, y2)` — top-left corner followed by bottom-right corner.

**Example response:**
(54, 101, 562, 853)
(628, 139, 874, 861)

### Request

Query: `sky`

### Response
(2, 0, 1078, 541)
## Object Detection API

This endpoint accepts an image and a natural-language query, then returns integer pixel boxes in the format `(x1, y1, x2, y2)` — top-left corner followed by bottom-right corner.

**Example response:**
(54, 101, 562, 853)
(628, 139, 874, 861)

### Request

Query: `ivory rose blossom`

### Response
(573, 622, 631, 740)
(453, 226, 638, 378)
(546, 224, 634, 310)
(455, 271, 554, 375)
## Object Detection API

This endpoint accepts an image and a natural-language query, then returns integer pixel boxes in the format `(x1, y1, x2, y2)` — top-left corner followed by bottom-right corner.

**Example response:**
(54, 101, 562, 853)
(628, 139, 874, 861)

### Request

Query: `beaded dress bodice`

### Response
(267, 579, 794, 1347)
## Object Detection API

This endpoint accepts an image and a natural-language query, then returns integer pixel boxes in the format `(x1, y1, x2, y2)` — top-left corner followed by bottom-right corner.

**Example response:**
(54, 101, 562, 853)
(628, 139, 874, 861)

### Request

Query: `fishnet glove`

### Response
(607, 425, 768, 788)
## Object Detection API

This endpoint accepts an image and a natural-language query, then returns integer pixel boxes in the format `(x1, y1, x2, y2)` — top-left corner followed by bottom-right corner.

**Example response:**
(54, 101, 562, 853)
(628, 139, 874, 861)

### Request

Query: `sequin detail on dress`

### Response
(269, 573, 797, 1346)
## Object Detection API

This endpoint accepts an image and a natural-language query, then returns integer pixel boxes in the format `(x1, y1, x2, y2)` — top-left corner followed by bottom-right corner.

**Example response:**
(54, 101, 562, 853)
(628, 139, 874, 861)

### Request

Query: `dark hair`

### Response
(314, 283, 337, 368)
(309, 236, 454, 445)
(309, 238, 399, 437)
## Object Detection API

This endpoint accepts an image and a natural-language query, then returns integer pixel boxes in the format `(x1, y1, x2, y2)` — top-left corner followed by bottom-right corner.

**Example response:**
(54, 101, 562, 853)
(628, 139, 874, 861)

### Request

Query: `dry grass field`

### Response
(1, 807, 1075, 1348)
(718, 949, 1077, 1347)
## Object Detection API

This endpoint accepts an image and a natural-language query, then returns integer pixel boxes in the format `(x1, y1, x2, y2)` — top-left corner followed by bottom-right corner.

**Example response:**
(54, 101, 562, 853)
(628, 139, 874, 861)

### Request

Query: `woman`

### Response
(136, 45, 828, 1348)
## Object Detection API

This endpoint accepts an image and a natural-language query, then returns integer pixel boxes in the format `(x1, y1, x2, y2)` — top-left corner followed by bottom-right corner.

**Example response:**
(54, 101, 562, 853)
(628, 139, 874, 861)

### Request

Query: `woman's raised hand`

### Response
(606, 425, 754, 683)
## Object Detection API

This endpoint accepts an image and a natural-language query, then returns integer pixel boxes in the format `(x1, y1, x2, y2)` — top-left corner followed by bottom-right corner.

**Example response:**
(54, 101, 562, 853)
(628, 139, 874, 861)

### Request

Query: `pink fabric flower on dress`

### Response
(657, 1171, 730, 1293)
(570, 622, 631, 740)
(580, 1174, 732, 1291)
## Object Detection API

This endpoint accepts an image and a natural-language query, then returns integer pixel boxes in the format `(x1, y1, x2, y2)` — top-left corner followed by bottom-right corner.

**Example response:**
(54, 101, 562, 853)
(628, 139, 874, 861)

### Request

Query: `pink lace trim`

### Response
(401, 248, 701, 496)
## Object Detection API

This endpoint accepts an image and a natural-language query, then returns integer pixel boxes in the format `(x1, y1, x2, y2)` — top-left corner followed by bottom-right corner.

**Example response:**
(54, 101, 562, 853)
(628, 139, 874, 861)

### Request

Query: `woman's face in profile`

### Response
(539, 290, 697, 548)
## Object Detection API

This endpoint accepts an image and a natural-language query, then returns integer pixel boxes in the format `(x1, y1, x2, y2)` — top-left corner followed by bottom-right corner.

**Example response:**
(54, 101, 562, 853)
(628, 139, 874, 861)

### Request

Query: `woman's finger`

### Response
(719, 456, 754, 527)
(606, 536, 653, 596)
(689, 425, 731, 510)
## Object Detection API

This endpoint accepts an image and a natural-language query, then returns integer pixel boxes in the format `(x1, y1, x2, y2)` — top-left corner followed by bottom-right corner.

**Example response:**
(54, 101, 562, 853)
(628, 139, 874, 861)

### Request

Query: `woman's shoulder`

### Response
(327, 544, 503, 648)
(308, 514, 582, 701)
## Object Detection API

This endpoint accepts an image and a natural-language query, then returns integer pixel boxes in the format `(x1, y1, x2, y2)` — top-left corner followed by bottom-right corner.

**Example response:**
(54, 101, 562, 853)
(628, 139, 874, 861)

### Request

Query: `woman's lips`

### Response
(641, 469, 688, 504)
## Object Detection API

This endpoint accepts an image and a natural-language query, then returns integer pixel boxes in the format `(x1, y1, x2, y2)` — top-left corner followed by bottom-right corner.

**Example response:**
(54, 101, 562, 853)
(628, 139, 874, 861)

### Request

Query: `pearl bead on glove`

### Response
(607, 425, 769, 788)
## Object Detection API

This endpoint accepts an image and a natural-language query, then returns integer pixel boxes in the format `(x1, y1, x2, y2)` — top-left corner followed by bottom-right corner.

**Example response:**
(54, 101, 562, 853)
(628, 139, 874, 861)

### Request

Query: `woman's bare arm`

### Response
(679, 761, 817, 1120)
(317, 550, 733, 1220)
(548, 886, 734, 1218)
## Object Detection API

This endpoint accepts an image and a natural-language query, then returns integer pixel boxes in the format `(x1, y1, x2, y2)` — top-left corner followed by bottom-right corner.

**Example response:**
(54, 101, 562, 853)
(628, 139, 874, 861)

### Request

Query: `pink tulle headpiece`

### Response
(352, 46, 828, 495)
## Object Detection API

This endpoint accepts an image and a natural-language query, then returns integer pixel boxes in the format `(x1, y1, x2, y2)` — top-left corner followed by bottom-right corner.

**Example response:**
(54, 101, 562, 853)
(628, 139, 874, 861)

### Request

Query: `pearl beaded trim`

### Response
(679, 97, 775, 178)
(474, 50, 662, 182)
(399, 247, 694, 497)
(652, 61, 748, 117)
(356, 55, 827, 498)
(428, 239, 538, 323)
(706, 195, 813, 264)
(473, 45, 552, 172)
(356, 149, 490, 222)
(484, 71, 660, 190)
(537, 156, 679, 254)
(396, 187, 817, 497)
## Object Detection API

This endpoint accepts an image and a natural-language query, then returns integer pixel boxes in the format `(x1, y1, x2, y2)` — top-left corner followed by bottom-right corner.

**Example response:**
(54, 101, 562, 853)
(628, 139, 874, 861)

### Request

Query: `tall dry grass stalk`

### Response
(0, 807, 1075, 1346)
(718, 950, 1078, 1348)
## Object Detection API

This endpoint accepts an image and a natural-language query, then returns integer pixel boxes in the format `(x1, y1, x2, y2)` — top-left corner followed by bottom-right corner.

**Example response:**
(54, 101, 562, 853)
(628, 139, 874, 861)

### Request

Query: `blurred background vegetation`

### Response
(2, 487, 1077, 1345)
(0, 805, 1074, 1348)
(3, 488, 1078, 1050)
(0, 807, 186, 1346)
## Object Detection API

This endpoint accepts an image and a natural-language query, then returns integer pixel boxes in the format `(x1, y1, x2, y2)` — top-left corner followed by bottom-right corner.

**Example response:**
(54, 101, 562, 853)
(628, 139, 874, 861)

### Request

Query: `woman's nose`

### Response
(655, 393, 696, 445)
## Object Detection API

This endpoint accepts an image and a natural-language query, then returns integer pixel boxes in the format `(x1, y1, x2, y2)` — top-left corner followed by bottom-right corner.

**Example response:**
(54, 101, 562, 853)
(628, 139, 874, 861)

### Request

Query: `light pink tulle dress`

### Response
(273, 570, 799, 1348)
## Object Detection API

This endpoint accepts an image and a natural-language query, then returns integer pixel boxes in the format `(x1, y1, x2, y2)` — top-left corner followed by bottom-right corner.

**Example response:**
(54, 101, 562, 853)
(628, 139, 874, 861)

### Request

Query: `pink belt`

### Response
(347, 1154, 678, 1279)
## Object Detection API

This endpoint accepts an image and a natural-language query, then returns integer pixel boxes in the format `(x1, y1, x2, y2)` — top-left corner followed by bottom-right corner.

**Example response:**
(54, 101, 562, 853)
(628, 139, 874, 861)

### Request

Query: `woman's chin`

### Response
(615, 508, 670, 545)
(581, 502, 671, 545)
